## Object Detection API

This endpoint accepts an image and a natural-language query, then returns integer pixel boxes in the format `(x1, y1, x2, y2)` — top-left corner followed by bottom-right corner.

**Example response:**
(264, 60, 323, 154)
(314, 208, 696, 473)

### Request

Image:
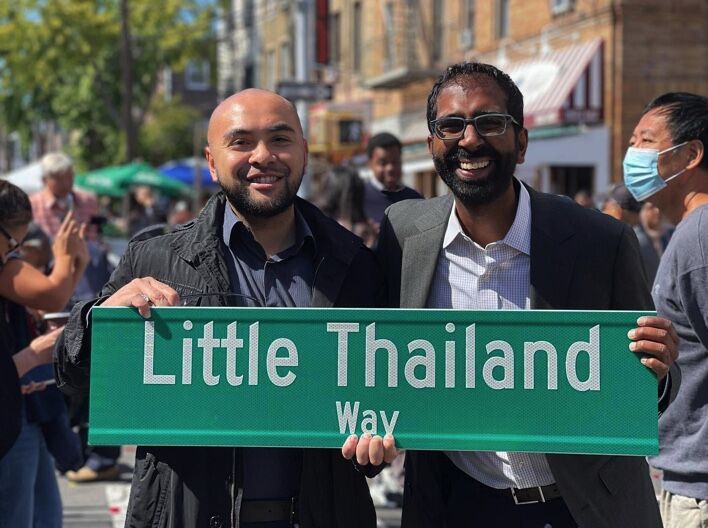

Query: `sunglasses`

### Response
(0, 224, 23, 254)
(429, 113, 520, 140)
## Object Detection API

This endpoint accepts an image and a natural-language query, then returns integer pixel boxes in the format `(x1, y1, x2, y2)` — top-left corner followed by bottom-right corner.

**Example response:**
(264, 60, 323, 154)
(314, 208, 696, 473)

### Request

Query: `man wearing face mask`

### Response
(624, 92, 708, 528)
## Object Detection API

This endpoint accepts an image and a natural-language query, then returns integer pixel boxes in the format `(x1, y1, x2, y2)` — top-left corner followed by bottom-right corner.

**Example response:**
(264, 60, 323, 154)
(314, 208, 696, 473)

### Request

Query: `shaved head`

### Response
(208, 89, 303, 148)
(204, 88, 308, 221)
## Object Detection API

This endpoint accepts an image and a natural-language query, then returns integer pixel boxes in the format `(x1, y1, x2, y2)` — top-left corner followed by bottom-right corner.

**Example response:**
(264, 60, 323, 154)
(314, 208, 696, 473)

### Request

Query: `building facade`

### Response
(217, 0, 707, 198)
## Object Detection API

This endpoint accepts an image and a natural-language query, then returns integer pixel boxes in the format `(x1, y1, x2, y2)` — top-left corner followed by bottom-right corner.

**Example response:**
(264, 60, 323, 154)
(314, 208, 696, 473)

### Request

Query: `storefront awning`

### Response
(506, 38, 604, 128)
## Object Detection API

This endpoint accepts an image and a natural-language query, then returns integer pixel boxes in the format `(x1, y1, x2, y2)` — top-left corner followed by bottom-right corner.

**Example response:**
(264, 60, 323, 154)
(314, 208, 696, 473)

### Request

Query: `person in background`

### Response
(363, 132, 423, 227)
(640, 201, 673, 257)
(573, 189, 595, 208)
(30, 152, 98, 239)
(624, 92, 708, 528)
(319, 166, 377, 247)
(0, 179, 88, 528)
(128, 185, 167, 237)
(602, 183, 661, 286)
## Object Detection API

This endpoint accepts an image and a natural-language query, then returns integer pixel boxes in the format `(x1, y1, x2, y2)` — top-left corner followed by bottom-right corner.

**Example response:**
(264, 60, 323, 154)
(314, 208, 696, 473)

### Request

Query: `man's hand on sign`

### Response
(341, 433, 398, 466)
(102, 277, 180, 318)
(628, 316, 679, 379)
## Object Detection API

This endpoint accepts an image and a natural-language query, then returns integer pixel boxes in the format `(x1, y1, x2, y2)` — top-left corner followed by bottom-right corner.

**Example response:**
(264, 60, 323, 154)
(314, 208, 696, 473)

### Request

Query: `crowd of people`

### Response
(1, 60, 706, 528)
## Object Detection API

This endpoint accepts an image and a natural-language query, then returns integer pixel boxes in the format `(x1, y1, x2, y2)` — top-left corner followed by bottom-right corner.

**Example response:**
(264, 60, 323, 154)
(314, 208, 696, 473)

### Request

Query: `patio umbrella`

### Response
(159, 158, 215, 188)
(75, 162, 190, 197)
(1, 161, 43, 194)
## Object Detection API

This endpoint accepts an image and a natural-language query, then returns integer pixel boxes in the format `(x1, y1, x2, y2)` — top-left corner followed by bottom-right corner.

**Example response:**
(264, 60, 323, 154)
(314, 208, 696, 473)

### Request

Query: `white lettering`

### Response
(143, 321, 175, 384)
(336, 400, 360, 434)
(405, 339, 436, 388)
(523, 341, 558, 390)
(365, 323, 398, 387)
(327, 322, 360, 387)
(484, 340, 514, 389)
(266, 338, 298, 387)
(566, 325, 601, 391)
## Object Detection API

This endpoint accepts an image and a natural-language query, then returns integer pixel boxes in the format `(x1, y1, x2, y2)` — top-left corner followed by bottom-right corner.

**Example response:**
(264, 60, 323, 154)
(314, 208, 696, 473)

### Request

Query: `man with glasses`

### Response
(375, 62, 679, 527)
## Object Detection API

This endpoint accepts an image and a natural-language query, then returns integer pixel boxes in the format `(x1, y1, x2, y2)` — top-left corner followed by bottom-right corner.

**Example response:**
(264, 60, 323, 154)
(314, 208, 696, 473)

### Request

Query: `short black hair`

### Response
(643, 92, 708, 170)
(0, 180, 32, 228)
(366, 132, 402, 159)
(427, 62, 524, 132)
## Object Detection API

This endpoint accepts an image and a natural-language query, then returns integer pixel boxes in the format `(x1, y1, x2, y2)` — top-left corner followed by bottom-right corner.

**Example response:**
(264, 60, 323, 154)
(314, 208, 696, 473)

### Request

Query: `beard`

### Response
(433, 144, 518, 206)
(218, 166, 303, 219)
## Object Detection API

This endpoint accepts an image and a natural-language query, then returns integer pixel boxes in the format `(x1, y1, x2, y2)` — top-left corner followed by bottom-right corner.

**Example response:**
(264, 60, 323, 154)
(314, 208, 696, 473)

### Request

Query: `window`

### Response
(432, 1, 444, 62)
(353, 2, 362, 73)
(280, 42, 291, 79)
(496, 0, 510, 39)
(383, 2, 396, 69)
(460, 0, 475, 49)
(329, 12, 340, 65)
(185, 60, 210, 91)
(550, 0, 574, 15)
(265, 50, 276, 90)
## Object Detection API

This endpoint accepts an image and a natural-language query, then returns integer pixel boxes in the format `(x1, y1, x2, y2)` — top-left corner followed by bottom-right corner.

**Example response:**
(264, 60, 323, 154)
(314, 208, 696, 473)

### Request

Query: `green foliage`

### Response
(0, 0, 215, 168)
(138, 97, 200, 166)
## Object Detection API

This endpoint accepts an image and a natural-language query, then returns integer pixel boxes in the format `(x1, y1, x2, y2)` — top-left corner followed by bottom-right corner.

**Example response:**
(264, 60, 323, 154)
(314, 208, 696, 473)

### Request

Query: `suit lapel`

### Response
(528, 186, 577, 309)
(400, 195, 452, 308)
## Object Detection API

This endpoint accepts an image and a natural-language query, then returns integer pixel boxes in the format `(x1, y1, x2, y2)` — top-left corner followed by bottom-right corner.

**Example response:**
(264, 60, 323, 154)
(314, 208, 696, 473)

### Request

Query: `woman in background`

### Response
(0, 179, 88, 528)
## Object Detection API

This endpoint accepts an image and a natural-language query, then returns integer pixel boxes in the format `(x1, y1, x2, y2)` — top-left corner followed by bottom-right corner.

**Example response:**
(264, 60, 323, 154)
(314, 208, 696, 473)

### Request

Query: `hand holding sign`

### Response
(341, 433, 399, 466)
(629, 316, 679, 379)
(102, 277, 180, 318)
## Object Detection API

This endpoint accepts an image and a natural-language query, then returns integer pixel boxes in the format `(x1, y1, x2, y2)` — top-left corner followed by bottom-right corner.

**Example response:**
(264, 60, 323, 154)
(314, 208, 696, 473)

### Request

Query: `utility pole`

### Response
(120, 0, 137, 162)
(295, 0, 313, 197)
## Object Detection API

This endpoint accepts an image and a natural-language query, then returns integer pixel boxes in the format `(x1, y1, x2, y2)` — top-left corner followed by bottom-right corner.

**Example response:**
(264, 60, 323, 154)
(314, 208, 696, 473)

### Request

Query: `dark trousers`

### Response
(446, 468, 578, 527)
(402, 451, 578, 528)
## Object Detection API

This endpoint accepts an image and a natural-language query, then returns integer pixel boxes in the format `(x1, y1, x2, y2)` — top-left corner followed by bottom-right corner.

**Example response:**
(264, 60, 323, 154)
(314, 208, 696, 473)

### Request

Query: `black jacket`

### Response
(55, 193, 383, 528)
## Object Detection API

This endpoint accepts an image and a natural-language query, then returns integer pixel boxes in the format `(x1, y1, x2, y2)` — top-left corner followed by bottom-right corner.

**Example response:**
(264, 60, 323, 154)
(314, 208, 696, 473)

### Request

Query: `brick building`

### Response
(320, 0, 707, 197)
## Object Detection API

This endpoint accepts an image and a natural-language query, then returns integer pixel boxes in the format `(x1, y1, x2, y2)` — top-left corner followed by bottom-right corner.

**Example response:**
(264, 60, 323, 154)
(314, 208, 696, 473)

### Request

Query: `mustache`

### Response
(446, 146, 498, 163)
(236, 166, 289, 180)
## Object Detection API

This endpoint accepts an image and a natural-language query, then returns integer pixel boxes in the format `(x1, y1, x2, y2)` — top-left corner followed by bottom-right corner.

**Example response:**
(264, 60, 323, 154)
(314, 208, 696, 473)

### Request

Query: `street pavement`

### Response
(60, 446, 402, 528)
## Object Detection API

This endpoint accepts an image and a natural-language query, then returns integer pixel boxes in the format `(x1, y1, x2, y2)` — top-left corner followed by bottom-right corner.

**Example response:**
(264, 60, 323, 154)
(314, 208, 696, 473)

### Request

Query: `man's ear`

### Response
(204, 146, 218, 184)
(516, 127, 529, 164)
(427, 135, 433, 154)
(685, 139, 705, 171)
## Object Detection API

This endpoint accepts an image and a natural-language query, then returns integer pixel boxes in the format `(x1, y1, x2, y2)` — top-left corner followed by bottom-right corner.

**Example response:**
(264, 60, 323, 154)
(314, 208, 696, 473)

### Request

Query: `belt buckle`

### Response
(511, 486, 545, 505)
(289, 497, 296, 526)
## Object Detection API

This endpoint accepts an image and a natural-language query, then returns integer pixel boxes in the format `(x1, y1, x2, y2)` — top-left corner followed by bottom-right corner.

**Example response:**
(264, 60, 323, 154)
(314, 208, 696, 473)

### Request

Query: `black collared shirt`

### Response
(221, 203, 313, 515)
(222, 203, 316, 308)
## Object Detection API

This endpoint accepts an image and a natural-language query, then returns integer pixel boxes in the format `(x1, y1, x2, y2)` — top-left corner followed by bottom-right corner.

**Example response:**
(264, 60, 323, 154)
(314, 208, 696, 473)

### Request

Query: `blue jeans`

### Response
(0, 415, 62, 528)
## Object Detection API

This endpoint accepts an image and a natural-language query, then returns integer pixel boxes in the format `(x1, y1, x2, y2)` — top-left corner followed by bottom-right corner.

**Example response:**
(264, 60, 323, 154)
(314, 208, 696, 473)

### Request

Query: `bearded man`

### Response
(375, 62, 679, 528)
(55, 89, 388, 528)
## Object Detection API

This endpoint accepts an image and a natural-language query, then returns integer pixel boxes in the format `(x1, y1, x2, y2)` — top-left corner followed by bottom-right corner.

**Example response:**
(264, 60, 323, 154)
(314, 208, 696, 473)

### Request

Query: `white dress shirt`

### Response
(426, 182, 556, 489)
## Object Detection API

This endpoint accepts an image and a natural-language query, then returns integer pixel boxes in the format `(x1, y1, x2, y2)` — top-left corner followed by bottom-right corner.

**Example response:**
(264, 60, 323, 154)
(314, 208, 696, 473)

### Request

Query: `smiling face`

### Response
(205, 89, 307, 220)
(428, 76, 527, 207)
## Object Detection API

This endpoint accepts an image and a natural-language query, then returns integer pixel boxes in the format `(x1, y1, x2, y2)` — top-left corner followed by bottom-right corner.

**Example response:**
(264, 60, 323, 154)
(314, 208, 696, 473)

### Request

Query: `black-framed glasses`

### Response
(0, 224, 23, 254)
(429, 113, 520, 140)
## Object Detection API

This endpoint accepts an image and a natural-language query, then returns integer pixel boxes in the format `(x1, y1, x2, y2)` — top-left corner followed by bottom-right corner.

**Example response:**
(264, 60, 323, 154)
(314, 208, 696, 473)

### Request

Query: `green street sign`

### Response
(89, 307, 658, 455)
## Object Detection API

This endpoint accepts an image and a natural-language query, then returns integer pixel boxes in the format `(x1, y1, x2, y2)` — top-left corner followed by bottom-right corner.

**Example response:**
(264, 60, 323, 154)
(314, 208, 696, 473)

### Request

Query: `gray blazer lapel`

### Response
(400, 195, 452, 308)
(527, 186, 577, 310)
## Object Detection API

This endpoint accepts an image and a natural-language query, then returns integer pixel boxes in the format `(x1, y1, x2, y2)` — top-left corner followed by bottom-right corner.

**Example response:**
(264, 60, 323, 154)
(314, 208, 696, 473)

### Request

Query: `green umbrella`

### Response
(75, 162, 190, 197)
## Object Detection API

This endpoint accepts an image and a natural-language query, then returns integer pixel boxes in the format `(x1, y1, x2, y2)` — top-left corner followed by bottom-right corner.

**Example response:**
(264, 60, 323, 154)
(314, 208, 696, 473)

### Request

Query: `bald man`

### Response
(55, 89, 387, 527)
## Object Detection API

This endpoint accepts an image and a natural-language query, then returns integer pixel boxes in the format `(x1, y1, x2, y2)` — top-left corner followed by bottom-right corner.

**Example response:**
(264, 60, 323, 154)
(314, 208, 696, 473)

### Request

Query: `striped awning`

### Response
(506, 38, 604, 128)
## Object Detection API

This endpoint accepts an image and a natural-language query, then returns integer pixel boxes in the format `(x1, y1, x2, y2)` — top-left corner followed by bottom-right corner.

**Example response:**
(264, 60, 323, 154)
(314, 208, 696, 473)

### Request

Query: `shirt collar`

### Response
(221, 202, 315, 257)
(443, 179, 532, 255)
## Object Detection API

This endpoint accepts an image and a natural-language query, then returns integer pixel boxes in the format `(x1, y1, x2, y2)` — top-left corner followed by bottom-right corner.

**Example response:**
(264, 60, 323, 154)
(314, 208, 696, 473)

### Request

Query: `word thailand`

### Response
(143, 320, 601, 392)
(327, 323, 600, 391)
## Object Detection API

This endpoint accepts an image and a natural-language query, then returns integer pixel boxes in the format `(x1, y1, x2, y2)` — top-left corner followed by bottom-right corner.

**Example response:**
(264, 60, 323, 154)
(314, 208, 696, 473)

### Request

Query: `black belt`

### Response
(240, 498, 299, 524)
(490, 483, 562, 505)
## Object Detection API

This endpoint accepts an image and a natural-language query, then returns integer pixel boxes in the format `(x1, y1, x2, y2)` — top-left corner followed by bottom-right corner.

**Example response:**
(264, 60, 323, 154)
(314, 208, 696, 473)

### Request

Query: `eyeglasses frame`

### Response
(429, 113, 521, 140)
(0, 223, 23, 254)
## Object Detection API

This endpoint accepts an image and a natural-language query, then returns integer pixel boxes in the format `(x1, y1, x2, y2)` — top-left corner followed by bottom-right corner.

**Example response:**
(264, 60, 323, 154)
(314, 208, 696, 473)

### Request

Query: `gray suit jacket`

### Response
(377, 184, 671, 528)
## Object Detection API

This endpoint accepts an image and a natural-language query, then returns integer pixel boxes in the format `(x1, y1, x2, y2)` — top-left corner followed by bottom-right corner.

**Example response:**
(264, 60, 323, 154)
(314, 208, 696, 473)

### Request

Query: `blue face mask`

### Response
(623, 142, 688, 201)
